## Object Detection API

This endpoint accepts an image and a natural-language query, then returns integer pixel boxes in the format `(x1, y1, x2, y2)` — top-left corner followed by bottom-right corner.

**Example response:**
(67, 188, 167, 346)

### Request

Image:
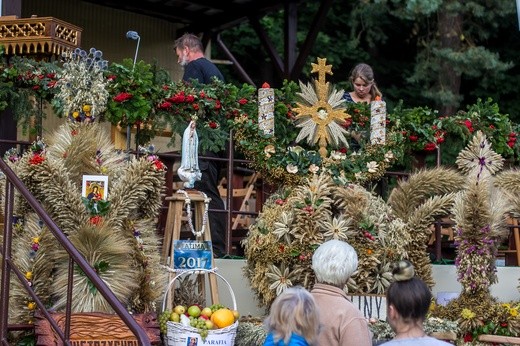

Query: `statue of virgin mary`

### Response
(177, 120, 202, 188)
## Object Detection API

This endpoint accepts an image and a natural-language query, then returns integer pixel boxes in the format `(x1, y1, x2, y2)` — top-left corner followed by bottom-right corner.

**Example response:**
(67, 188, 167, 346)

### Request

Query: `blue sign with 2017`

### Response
(173, 240, 213, 270)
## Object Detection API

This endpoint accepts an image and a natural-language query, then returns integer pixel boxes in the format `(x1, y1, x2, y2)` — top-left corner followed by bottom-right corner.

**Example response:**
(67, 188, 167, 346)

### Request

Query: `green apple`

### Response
(170, 312, 180, 322)
(173, 305, 186, 315)
(187, 305, 201, 318)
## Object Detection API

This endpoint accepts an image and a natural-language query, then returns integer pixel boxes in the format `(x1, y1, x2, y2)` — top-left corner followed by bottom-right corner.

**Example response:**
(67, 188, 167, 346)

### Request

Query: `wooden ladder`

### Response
(161, 189, 219, 310)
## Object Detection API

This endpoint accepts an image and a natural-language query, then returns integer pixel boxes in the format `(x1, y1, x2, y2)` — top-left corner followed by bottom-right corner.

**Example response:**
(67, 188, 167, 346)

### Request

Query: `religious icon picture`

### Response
(82, 175, 109, 201)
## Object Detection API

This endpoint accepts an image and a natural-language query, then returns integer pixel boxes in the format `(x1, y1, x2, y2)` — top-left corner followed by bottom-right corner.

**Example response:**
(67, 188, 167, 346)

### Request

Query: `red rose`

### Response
(208, 121, 218, 129)
(192, 104, 199, 111)
(32, 85, 40, 90)
(343, 118, 353, 128)
(214, 100, 221, 110)
(47, 80, 57, 88)
(113, 92, 133, 103)
(339, 147, 347, 154)
(162, 85, 169, 90)
(409, 135, 418, 142)
(159, 101, 172, 109)
(238, 98, 248, 105)
(186, 95, 195, 103)
(199, 91, 205, 98)
(107, 75, 117, 81)
(424, 142, 437, 151)
(170, 92, 185, 103)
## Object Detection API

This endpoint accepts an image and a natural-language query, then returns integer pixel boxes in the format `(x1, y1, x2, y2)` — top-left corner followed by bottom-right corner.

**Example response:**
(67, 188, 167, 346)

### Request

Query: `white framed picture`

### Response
(81, 175, 109, 201)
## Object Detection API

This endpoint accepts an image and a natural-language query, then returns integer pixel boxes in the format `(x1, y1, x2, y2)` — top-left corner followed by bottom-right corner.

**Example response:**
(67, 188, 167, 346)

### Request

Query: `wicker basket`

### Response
(162, 269, 238, 346)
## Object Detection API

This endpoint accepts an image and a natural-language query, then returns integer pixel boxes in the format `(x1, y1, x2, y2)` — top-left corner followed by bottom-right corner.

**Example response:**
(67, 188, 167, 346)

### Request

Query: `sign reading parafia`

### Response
(173, 240, 212, 270)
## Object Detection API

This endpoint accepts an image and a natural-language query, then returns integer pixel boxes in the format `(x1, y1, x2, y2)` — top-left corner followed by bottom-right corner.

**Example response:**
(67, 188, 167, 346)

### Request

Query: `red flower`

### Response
(89, 215, 103, 226)
(47, 80, 57, 88)
(199, 91, 205, 98)
(186, 94, 195, 103)
(214, 100, 221, 110)
(275, 199, 285, 205)
(32, 85, 40, 90)
(339, 147, 347, 154)
(238, 98, 248, 105)
(208, 121, 218, 129)
(192, 104, 199, 111)
(113, 92, 133, 103)
(159, 101, 172, 110)
(489, 124, 495, 129)
(464, 119, 474, 133)
(169, 92, 185, 103)
(29, 154, 45, 165)
(107, 74, 117, 82)
(343, 118, 353, 128)
(152, 159, 165, 170)
(463, 333, 473, 342)
(424, 142, 437, 151)
(436, 137, 445, 144)
(409, 135, 418, 142)
(162, 85, 169, 90)
(302, 205, 314, 215)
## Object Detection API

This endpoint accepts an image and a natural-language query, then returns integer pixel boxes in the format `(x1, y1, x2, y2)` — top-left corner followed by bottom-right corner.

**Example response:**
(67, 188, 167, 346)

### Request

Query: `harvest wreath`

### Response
(231, 58, 405, 188)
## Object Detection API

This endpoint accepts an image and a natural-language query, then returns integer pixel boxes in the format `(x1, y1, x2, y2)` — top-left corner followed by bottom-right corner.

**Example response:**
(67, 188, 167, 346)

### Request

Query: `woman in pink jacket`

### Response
(311, 239, 372, 345)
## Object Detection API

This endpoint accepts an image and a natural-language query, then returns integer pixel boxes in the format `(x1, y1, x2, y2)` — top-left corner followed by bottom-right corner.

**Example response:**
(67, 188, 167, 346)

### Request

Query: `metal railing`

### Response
(0, 158, 151, 345)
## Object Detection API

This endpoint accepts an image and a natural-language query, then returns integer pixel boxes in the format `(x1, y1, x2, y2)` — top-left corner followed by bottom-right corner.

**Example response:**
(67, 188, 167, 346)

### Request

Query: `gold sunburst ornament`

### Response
(292, 57, 351, 157)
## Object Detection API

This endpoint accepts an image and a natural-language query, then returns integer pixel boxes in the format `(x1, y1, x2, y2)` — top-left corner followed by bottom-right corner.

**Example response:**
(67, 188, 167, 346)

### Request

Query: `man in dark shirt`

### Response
(174, 33, 226, 257)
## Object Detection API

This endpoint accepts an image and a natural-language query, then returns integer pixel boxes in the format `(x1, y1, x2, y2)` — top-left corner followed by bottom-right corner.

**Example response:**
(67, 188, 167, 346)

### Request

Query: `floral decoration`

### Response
(0, 55, 60, 135)
(157, 78, 257, 154)
(53, 48, 109, 122)
(104, 59, 169, 139)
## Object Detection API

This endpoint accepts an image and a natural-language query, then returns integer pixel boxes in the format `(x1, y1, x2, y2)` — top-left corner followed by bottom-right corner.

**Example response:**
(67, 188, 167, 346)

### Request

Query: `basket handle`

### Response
(161, 269, 237, 312)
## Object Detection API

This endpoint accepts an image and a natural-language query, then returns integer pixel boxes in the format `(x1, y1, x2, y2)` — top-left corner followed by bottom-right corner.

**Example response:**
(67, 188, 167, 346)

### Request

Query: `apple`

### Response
(187, 305, 201, 318)
(170, 312, 180, 323)
(174, 305, 186, 315)
(201, 307, 213, 318)
(205, 320, 214, 330)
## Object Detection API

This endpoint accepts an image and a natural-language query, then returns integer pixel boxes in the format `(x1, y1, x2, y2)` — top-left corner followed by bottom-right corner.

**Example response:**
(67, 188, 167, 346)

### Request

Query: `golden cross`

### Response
(310, 57, 332, 105)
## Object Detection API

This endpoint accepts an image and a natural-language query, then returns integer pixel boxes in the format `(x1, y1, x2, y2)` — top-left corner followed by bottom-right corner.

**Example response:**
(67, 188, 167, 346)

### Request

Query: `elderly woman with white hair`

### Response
(311, 239, 372, 345)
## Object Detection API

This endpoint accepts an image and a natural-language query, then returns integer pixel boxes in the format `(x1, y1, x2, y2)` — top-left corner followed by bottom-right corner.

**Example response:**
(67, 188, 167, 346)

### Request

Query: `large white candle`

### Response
(370, 97, 386, 145)
(258, 82, 275, 135)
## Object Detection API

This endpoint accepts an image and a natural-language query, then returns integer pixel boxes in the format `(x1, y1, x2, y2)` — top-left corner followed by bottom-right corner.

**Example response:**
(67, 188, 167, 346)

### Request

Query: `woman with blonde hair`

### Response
(263, 286, 321, 346)
(345, 63, 382, 103)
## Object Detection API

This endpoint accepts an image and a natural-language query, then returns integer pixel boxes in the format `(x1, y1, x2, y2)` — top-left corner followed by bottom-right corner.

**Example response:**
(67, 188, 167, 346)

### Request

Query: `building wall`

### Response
(18, 0, 183, 151)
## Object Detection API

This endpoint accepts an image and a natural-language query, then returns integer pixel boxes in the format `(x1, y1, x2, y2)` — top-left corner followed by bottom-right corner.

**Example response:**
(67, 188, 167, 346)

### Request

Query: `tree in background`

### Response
(218, 0, 520, 121)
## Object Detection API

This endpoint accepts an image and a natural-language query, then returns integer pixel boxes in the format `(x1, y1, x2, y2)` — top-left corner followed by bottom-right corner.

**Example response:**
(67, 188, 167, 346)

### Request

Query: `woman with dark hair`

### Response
(380, 260, 452, 345)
